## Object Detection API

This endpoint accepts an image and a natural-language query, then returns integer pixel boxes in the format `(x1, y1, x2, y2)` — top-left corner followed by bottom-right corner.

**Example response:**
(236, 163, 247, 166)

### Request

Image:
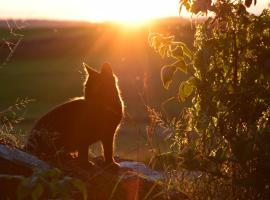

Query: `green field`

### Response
(0, 20, 193, 161)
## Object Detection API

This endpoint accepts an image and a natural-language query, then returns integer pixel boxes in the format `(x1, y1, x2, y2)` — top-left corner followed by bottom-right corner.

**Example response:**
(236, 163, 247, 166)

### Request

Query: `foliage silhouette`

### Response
(150, 0, 270, 198)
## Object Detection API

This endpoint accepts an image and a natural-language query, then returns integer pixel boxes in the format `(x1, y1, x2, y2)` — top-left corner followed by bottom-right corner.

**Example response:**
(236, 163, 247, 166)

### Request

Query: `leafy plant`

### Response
(0, 20, 24, 65)
(149, 0, 270, 198)
(16, 168, 87, 200)
(0, 98, 34, 147)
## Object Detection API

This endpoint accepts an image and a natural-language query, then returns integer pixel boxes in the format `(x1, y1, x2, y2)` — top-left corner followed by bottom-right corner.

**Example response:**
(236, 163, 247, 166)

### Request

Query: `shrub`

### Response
(149, 0, 270, 199)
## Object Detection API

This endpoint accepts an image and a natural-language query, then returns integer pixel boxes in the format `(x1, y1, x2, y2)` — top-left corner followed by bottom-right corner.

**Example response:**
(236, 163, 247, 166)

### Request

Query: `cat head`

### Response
(83, 62, 120, 102)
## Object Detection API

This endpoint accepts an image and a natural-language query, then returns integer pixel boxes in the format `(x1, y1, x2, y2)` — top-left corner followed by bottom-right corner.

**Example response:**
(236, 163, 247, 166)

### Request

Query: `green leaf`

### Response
(31, 183, 44, 200)
(172, 46, 184, 59)
(173, 59, 187, 73)
(173, 42, 193, 59)
(17, 178, 31, 200)
(71, 179, 88, 200)
(178, 80, 194, 102)
(46, 168, 62, 179)
(159, 45, 167, 58)
(181, 44, 193, 59)
(161, 65, 177, 89)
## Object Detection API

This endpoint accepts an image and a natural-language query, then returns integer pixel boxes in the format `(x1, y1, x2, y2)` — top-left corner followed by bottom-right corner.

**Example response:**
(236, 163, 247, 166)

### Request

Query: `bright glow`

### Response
(0, 0, 268, 24)
(82, 0, 180, 24)
(0, 0, 180, 24)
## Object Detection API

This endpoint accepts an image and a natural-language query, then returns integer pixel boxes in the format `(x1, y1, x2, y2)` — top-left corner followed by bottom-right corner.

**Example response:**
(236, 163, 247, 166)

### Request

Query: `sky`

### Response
(0, 0, 269, 23)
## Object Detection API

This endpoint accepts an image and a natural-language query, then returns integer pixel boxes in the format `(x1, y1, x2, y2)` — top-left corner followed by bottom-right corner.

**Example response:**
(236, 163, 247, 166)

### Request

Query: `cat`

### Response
(25, 63, 123, 168)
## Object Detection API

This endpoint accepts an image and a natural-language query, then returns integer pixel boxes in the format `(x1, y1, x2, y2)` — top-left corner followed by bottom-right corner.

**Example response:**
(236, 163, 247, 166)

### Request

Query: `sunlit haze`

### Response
(0, 0, 180, 23)
(0, 0, 269, 24)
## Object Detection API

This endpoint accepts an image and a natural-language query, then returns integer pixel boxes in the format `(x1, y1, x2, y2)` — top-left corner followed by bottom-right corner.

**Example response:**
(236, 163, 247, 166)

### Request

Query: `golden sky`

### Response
(0, 0, 269, 23)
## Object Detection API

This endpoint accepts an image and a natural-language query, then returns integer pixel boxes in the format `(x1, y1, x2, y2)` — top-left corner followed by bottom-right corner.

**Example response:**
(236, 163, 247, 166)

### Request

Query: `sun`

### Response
(82, 0, 180, 24)
(0, 0, 186, 25)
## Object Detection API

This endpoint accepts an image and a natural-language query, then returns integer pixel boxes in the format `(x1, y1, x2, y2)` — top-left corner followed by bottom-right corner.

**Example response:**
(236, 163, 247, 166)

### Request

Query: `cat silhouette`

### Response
(25, 63, 123, 168)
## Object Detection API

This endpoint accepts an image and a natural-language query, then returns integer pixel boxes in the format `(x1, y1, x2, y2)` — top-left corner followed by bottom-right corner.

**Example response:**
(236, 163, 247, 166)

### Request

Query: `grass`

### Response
(0, 58, 84, 115)
(0, 55, 170, 161)
(0, 20, 193, 161)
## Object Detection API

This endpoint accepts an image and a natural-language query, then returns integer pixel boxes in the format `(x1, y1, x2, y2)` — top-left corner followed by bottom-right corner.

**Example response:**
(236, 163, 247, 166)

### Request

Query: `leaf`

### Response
(173, 59, 187, 73)
(213, 148, 226, 162)
(71, 179, 88, 200)
(174, 42, 193, 59)
(161, 65, 177, 89)
(17, 178, 31, 200)
(182, 46, 192, 59)
(182, 158, 201, 171)
(46, 168, 62, 179)
(159, 45, 167, 58)
(172, 46, 184, 59)
(245, 0, 252, 7)
(31, 184, 44, 200)
(178, 80, 194, 102)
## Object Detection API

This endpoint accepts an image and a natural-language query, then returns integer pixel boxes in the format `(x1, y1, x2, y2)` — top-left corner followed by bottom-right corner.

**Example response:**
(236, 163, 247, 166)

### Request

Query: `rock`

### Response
(119, 160, 164, 181)
(65, 157, 190, 200)
(0, 145, 189, 200)
(0, 144, 51, 199)
(0, 144, 50, 175)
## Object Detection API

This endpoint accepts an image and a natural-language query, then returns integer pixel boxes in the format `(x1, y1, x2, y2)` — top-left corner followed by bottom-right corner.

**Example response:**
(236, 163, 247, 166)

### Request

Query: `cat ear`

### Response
(101, 62, 113, 75)
(83, 63, 98, 76)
